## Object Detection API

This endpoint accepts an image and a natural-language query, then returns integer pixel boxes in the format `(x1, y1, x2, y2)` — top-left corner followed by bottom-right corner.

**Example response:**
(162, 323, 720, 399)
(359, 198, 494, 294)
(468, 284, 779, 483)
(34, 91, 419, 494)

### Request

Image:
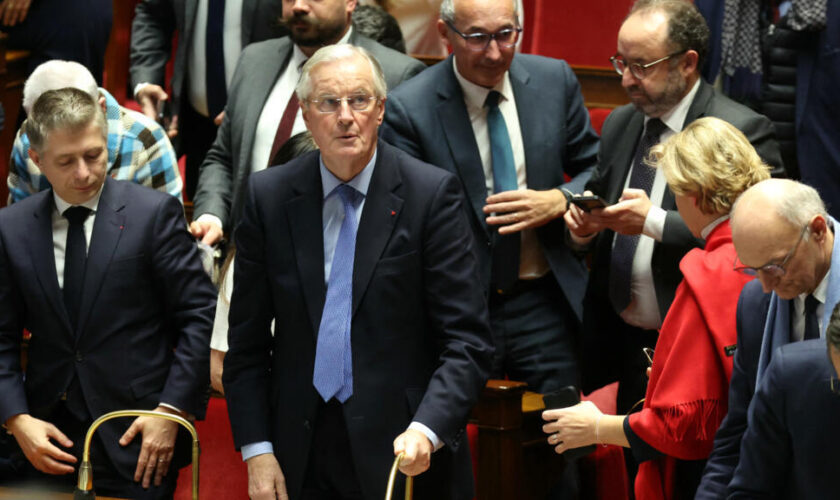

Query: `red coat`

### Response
(628, 220, 753, 500)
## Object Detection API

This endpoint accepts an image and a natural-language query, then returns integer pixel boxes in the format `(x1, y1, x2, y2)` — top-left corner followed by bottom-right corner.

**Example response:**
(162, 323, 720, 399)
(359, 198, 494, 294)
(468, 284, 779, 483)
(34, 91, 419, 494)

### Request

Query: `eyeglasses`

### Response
(609, 50, 687, 80)
(830, 377, 840, 396)
(733, 225, 809, 278)
(306, 94, 380, 114)
(445, 20, 522, 51)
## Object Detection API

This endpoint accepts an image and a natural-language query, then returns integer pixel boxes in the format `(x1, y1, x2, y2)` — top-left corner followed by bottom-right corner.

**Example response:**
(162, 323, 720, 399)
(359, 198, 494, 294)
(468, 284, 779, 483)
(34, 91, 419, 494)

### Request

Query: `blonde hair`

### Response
(648, 117, 771, 215)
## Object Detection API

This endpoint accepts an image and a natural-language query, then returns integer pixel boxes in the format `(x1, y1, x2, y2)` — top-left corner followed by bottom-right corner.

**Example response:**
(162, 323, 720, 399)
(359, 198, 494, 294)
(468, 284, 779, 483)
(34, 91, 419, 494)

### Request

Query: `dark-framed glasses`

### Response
(733, 225, 809, 278)
(307, 93, 380, 114)
(610, 50, 687, 80)
(445, 20, 522, 51)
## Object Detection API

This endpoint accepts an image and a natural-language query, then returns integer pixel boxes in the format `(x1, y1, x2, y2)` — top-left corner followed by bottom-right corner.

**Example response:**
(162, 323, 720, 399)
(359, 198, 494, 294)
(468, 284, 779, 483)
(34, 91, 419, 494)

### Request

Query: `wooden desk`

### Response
(0, 487, 123, 499)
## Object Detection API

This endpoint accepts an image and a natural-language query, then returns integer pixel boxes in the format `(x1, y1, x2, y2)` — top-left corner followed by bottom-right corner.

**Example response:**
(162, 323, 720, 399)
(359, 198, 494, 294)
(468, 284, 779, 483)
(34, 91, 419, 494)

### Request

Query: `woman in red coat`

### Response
(545, 117, 772, 499)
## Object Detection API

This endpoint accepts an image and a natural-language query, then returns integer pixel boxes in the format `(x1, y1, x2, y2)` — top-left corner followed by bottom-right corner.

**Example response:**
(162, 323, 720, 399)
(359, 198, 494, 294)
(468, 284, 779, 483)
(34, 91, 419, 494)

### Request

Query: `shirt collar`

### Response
(809, 263, 830, 305)
(646, 78, 701, 134)
(700, 214, 729, 240)
(53, 182, 104, 215)
(319, 148, 377, 201)
(452, 57, 513, 110)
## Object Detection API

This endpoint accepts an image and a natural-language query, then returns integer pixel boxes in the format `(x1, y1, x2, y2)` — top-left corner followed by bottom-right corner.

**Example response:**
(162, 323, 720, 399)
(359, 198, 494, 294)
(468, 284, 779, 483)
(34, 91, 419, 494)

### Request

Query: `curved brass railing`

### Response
(73, 409, 199, 500)
(384, 452, 413, 500)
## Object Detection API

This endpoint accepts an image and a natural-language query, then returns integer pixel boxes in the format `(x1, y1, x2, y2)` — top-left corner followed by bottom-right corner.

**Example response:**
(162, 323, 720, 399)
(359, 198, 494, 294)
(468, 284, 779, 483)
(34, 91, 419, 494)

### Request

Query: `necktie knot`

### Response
(64, 206, 91, 226)
(485, 90, 503, 109)
(334, 184, 360, 209)
(645, 118, 667, 140)
(805, 294, 820, 315)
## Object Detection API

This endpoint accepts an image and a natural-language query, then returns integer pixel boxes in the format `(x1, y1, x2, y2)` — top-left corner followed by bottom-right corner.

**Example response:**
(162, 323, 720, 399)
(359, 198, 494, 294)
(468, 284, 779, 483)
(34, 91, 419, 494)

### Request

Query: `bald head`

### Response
(731, 179, 832, 299)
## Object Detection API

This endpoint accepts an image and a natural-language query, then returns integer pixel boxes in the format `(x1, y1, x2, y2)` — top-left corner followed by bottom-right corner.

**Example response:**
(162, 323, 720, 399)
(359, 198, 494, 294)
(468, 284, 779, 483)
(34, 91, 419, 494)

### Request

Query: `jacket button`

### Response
(75, 351, 83, 362)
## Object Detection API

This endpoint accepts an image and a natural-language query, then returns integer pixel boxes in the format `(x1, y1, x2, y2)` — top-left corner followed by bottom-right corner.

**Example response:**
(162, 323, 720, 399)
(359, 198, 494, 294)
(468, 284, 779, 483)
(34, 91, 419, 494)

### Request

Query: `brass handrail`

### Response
(73, 409, 199, 500)
(384, 452, 413, 500)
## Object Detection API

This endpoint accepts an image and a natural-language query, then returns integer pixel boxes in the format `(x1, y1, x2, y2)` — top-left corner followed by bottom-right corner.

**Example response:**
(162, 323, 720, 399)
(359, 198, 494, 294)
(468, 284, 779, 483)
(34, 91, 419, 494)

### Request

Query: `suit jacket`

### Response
(580, 79, 783, 393)
(223, 141, 493, 500)
(727, 339, 840, 499)
(380, 54, 600, 321)
(0, 178, 216, 480)
(192, 32, 426, 233)
(129, 0, 285, 118)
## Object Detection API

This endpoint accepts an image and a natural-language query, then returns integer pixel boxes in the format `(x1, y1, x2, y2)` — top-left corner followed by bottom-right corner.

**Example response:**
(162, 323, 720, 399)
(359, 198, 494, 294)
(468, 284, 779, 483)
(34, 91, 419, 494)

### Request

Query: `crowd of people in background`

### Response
(0, 0, 837, 499)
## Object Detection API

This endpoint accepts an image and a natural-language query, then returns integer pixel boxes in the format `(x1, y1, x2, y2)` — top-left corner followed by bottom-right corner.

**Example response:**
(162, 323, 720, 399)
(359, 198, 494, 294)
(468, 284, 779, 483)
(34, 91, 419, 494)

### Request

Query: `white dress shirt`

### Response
(792, 271, 828, 342)
(188, 0, 243, 117)
(617, 79, 701, 330)
(452, 58, 549, 279)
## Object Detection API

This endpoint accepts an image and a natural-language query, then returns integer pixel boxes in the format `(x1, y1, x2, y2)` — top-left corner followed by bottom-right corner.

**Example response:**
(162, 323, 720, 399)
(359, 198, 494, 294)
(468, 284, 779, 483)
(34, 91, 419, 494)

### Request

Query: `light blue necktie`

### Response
(313, 184, 359, 403)
(486, 90, 520, 291)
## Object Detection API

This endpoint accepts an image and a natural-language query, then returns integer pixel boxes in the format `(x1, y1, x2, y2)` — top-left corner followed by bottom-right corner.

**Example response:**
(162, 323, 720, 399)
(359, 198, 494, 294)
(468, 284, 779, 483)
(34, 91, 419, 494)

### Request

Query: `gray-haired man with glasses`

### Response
(696, 179, 840, 498)
(564, 3, 782, 480)
(722, 193, 840, 498)
(381, 0, 601, 463)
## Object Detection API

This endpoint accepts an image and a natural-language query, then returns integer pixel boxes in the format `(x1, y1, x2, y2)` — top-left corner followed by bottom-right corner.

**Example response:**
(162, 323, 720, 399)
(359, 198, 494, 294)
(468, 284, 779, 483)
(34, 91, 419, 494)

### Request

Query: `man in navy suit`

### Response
(727, 303, 840, 498)
(223, 44, 492, 500)
(0, 88, 216, 499)
(697, 179, 840, 497)
(380, 0, 600, 395)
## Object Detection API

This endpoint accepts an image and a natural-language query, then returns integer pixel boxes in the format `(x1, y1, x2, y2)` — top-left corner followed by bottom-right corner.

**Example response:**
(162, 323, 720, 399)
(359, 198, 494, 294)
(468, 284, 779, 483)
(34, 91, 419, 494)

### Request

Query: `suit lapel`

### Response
(509, 59, 548, 189)
(76, 179, 126, 338)
(286, 156, 327, 335)
(237, 40, 292, 180)
(182, 0, 199, 52)
(436, 58, 489, 237)
(607, 112, 645, 203)
(27, 192, 72, 333)
(352, 143, 403, 316)
(240, 0, 257, 45)
(684, 80, 713, 125)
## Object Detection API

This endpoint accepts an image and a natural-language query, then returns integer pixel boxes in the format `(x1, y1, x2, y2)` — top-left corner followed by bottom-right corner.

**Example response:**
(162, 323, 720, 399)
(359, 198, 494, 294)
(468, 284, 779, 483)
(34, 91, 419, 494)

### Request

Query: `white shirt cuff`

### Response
(643, 206, 667, 242)
(134, 82, 151, 100)
(241, 441, 274, 462)
(408, 421, 443, 451)
(196, 213, 224, 233)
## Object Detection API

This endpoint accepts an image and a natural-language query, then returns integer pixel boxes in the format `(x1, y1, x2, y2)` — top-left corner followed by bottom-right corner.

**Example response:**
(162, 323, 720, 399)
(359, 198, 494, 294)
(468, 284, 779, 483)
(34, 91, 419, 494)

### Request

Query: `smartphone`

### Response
(570, 195, 610, 212)
(543, 386, 596, 460)
(156, 99, 172, 128)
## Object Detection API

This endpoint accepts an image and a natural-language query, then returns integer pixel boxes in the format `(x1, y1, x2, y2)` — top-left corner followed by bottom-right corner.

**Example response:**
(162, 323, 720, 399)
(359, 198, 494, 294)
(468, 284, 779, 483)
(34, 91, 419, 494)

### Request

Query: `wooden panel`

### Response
(574, 65, 628, 110)
(0, 34, 30, 207)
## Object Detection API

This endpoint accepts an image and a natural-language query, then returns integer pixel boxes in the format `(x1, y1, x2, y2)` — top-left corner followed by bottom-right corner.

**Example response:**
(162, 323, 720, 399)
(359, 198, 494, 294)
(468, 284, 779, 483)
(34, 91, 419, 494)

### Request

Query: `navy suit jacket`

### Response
(223, 141, 494, 500)
(727, 339, 840, 498)
(380, 54, 600, 322)
(580, 80, 782, 393)
(695, 279, 770, 499)
(0, 177, 216, 480)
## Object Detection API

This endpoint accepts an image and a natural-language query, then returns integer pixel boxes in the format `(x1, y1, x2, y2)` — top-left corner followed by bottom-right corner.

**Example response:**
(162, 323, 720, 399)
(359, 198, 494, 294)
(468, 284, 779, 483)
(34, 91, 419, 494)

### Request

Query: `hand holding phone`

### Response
(542, 386, 596, 460)
(570, 195, 610, 212)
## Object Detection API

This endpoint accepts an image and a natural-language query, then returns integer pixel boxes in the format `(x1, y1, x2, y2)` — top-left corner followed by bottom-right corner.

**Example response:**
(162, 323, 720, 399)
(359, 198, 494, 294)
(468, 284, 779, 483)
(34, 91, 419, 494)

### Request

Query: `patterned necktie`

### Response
(206, 0, 227, 117)
(609, 118, 667, 313)
(804, 294, 821, 340)
(63, 206, 91, 331)
(313, 184, 360, 403)
(486, 90, 520, 292)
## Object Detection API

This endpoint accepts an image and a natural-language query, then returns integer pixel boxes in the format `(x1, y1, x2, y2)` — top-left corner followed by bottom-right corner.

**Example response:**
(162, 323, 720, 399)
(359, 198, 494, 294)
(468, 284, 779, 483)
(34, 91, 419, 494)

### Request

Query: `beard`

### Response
(627, 67, 688, 118)
(281, 12, 347, 48)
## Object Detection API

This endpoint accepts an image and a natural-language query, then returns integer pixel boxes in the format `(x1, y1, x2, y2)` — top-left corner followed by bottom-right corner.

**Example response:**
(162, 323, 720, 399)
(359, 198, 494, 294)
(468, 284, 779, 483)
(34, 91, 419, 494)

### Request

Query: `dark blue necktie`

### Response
(206, 0, 227, 117)
(486, 90, 520, 292)
(609, 118, 667, 313)
(804, 294, 821, 340)
(63, 206, 91, 332)
(313, 185, 360, 403)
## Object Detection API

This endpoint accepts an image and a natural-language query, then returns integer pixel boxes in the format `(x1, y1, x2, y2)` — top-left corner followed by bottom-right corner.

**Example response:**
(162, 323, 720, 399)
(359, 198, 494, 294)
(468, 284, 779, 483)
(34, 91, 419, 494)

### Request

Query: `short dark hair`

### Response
(352, 5, 407, 54)
(629, 0, 709, 71)
(270, 131, 318, 167)
(827, 302, 840, 352)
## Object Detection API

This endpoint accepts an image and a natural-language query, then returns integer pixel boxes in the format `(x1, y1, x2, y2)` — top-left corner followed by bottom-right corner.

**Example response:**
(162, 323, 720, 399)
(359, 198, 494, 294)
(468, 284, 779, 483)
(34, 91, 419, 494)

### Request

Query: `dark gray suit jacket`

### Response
(580, 79, 783, 393)
(129, 0, 285, 118)
(192, 32, 426, 232)
(380, 54, 600, 322)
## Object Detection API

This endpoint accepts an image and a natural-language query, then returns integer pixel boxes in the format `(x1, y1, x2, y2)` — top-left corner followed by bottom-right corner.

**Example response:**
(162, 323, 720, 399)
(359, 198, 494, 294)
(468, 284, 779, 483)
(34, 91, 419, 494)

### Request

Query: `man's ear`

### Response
(810, 215, 828, 241)
(28, 148, 42, 171)
(99, 96, 106, 113)
(437, 19, 452, 50)
(681, 50, 699, 76)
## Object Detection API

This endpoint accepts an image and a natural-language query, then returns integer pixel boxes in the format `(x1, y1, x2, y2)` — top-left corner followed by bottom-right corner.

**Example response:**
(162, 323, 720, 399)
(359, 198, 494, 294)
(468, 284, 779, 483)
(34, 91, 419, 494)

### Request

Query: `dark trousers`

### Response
(178, 103, 220, 202)
(301, 399, 364, 500)
(6, 403, 179, 499)
(489, 274, 580, 394)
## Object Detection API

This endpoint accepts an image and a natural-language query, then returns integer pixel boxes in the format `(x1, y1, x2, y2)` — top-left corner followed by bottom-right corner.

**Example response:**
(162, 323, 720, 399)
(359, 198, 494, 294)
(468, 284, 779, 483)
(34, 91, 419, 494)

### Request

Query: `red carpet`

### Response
(174, 397, 248, 499)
